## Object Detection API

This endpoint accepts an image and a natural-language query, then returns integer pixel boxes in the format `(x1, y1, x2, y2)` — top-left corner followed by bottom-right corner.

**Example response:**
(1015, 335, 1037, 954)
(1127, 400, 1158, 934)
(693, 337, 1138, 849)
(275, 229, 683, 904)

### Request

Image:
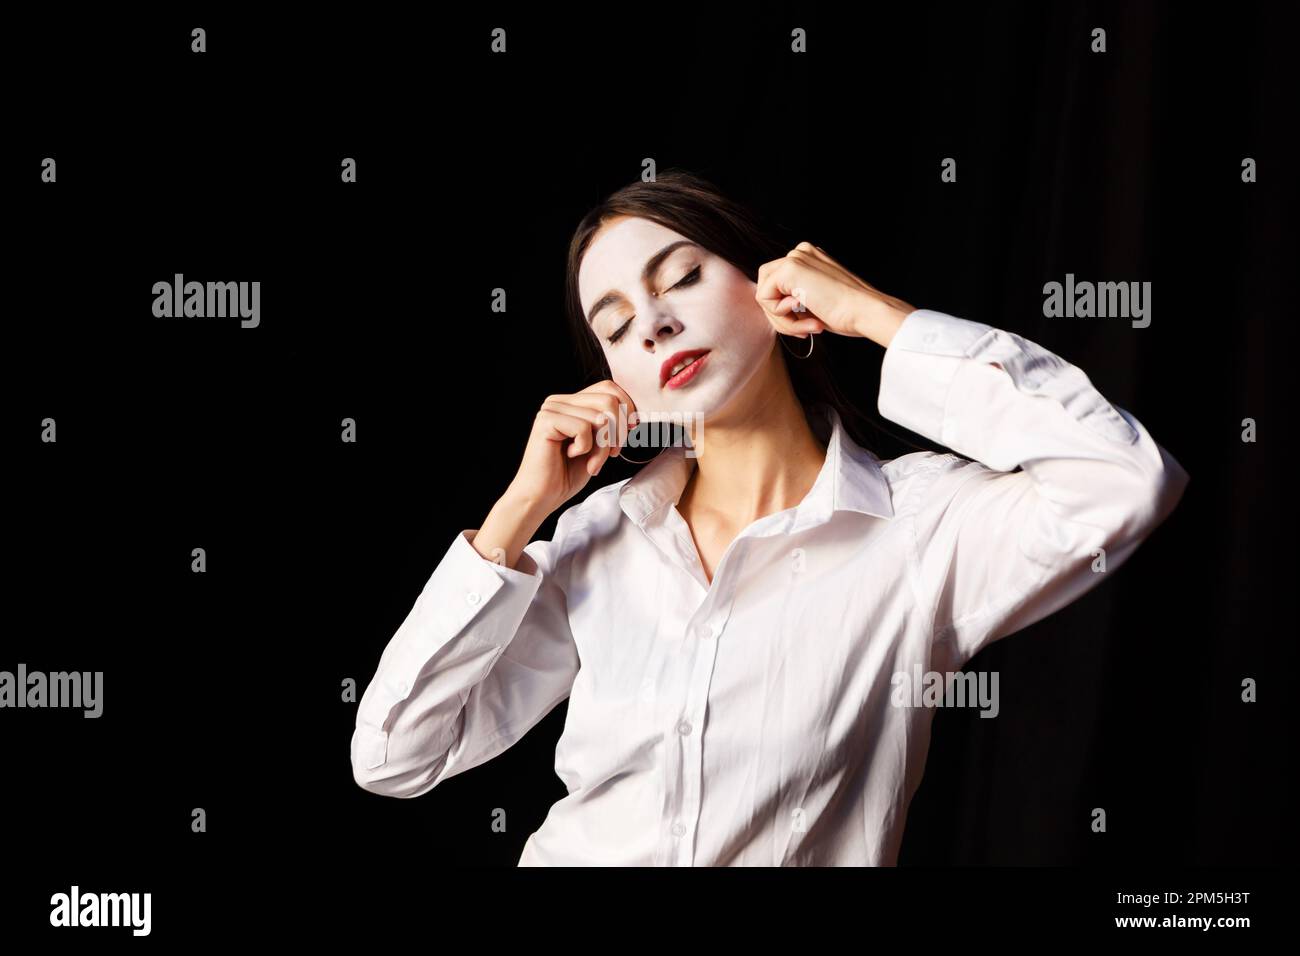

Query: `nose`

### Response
(640, 316, 683, 351)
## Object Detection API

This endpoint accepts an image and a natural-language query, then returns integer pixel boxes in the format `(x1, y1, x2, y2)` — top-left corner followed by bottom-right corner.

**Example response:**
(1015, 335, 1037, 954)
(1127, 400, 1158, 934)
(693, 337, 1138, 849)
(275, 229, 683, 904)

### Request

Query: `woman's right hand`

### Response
(505, 380, 638, 519)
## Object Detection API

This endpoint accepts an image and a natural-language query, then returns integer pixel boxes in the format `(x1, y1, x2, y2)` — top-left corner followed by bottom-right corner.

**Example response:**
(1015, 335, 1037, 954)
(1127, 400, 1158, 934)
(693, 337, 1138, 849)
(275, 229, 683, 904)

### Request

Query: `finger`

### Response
(541, 398, 616, 439)
(756, 256, 781, 284)
(756, 255, 826, 310)
(794, 241, 841, 271)
(754, 257, 797, 314)
(767, 311, 821, 339)
(788, 244, 832, 273)
(549, 399, 615, 473)
(586, 427, 614, 476)
(551, 393, 629, 454)
(769, 312, 824, 339)
(778, 307, 826, 335)
(546, 395, 626, 455)
(582, 380, 637, 423)
(537, 409, 594, 457)
(559, 389, 625, 426)
(794, 241, 830, 263)
(566, 419, 594, 458)
(759, 284, 825, 338)
(773, 293, 826, 329)
(773, 293, 813, 318)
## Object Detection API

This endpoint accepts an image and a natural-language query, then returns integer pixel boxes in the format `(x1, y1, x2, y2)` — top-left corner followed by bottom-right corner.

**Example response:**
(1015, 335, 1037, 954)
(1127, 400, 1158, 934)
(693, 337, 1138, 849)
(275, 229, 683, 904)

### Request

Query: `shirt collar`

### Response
(617, 404, 894, 533)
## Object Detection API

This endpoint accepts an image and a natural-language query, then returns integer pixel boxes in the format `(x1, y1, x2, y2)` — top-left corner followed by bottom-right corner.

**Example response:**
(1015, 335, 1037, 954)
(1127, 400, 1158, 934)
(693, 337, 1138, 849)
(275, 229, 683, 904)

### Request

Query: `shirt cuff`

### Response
(367, 529, 548, 720)
(415, 529, 546, 638)
(878, 309, 997, 448)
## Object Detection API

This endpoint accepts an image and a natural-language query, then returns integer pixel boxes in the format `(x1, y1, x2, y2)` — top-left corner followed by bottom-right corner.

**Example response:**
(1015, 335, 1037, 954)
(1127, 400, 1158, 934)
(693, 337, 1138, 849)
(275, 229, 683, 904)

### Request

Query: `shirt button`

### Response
(700, 622, 718, 639)
(397, 680, 410, 696)
(466, 591, 481, 606)
(677, 721, 692, 735)
(671, 822, 686, 837)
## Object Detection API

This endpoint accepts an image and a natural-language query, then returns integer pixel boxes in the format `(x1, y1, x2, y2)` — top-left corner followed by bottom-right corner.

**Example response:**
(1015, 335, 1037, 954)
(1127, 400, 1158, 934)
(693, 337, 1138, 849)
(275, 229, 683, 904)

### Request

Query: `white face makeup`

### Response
(577, 216, 776, 423)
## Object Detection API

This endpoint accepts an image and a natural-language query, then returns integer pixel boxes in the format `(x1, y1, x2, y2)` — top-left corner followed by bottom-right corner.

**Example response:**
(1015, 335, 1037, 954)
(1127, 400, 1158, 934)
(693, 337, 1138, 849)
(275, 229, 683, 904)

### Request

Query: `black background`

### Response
(5, 1, 1294, 940)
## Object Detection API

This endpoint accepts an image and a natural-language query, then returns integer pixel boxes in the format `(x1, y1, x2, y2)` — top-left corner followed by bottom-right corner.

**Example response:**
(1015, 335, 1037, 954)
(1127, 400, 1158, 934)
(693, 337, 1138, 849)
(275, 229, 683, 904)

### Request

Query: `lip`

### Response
(660, 349, 711, 389)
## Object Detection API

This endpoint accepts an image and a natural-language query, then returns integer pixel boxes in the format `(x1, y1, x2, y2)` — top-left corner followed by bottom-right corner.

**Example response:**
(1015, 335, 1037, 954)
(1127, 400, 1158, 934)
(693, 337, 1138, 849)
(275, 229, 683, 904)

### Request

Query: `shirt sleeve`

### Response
(877, 308, 1190, 670)
(350, 508, 582, 799)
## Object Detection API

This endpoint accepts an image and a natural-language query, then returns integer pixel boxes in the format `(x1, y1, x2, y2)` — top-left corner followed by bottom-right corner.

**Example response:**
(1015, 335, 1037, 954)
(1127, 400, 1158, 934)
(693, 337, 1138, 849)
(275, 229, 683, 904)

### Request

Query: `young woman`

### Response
(350, 170, 1189, 866)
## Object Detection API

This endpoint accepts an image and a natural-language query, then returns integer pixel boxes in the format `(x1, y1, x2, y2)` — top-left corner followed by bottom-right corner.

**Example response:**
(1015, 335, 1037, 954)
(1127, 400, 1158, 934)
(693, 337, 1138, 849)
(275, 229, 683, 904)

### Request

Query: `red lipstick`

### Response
(660, 349, 711, 390)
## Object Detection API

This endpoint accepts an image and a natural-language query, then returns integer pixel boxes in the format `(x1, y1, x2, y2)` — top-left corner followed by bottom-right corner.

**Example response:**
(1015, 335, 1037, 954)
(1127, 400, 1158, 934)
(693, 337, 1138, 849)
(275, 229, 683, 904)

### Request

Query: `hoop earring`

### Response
(779, 332, 816, 359)
(618, 445, 662, 465)
(614, 420, 663, 464)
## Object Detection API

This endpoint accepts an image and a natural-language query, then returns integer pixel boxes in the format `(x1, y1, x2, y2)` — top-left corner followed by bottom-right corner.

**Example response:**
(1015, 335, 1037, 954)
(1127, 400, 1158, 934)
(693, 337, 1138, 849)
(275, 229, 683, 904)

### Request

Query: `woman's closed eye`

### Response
(606, 265, 703, 345)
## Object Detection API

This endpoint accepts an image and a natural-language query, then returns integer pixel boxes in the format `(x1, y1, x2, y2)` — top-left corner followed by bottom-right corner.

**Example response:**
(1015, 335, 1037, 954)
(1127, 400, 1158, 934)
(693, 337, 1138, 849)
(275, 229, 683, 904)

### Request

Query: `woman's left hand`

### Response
(754, 242, 916, 347)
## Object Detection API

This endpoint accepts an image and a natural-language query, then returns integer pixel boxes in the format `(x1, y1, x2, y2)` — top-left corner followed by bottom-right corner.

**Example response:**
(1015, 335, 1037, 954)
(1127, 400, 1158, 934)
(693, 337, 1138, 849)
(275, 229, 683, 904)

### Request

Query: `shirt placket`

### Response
(653, 507, 747, 866)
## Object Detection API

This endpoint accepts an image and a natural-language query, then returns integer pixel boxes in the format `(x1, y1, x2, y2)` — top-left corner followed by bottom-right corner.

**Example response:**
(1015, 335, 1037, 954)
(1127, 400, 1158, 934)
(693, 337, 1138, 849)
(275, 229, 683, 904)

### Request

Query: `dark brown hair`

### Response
(563, 168, 928, 460)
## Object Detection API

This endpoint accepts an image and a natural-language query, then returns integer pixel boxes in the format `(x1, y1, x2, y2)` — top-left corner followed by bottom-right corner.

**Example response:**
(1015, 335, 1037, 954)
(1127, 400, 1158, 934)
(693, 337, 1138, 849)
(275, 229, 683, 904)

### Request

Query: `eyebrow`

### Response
(585, 240, 698, 327)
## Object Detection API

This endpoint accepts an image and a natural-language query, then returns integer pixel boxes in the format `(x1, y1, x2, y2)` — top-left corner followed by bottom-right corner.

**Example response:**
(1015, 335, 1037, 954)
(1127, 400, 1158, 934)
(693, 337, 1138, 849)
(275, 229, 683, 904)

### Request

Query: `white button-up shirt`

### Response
(350, 309, 1190, 865)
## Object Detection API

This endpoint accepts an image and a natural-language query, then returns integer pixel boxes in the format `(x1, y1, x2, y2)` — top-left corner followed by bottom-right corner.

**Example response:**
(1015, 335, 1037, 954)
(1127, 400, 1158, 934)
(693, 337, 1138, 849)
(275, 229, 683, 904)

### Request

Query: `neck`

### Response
(678, 350, 827, 526)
